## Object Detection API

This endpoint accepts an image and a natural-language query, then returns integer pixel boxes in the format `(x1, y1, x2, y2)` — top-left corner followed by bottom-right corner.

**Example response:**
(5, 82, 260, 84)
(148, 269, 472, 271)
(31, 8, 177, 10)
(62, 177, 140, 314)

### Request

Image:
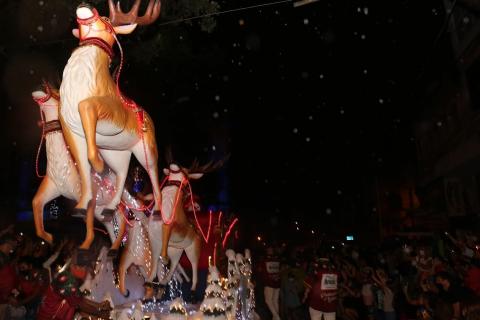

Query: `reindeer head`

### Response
(72, 1, 161, 44)
(32, 82, 60, 121)
(162, 157, 226, 184)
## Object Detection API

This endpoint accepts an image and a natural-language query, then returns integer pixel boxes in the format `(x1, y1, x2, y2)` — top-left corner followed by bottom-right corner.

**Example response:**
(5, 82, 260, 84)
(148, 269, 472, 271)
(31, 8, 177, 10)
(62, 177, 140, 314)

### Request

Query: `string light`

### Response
(222, 218, 239, 248)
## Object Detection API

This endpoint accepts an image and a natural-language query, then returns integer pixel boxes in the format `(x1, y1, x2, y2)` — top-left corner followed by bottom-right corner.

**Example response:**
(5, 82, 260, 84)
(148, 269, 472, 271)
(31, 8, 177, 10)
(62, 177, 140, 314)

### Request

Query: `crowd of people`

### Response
(0, 225, 112, 320)
(3, 220, 480, 320)
(255, 230, 480, 320)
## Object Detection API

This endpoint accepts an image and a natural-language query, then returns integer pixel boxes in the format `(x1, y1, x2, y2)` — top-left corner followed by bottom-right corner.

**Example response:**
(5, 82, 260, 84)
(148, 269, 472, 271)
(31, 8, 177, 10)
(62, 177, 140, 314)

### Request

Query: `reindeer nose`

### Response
(76, 3, 95, 19)
(169, 163, 180, 172)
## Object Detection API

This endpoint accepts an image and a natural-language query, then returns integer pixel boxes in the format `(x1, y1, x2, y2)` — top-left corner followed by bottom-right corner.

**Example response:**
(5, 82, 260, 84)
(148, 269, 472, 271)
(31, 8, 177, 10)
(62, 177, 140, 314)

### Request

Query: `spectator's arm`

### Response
(43, 247, 62, 269)
(302, 286, 310, 303)
(0, 225, 14, 237)
(341, 284, 359, 297)
(15, 285, 42, 306)
(452, 301, 461, 319)
(78, 298, 112, 319)
(402, 285, 422, 306)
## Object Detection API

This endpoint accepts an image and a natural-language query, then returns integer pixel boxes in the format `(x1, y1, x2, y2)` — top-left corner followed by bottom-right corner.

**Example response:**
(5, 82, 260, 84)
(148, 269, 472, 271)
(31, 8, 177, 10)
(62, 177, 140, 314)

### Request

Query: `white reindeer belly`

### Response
(95, 126, 139, 150)
(45, 132, 81, 200)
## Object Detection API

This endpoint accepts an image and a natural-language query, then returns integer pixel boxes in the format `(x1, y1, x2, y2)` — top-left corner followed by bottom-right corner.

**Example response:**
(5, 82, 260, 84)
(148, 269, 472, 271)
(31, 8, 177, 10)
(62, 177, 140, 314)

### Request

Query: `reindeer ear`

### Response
(113, 23, 137, 35)
(163, 168, 170, 176)
(72, 29, 80, 38)
(188, 173, 204, 180)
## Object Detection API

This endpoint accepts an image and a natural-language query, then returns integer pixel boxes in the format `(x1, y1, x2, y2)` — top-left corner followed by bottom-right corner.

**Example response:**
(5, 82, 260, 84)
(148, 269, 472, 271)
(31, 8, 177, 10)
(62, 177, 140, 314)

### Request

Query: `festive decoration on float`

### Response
(165, 298, 188, 320)
(58, 1, 163, 249)
(200, 266, 227, 320)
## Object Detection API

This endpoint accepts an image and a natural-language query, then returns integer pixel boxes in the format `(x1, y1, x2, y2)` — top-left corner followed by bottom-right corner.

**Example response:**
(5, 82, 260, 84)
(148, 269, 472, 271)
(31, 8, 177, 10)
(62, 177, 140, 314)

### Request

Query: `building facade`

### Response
(414, 0, 480, 227)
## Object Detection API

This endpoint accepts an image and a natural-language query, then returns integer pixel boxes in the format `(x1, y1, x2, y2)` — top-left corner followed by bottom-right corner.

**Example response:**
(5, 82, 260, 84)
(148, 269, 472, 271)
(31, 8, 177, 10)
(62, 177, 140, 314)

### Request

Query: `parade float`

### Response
(31, 1, 254, 319)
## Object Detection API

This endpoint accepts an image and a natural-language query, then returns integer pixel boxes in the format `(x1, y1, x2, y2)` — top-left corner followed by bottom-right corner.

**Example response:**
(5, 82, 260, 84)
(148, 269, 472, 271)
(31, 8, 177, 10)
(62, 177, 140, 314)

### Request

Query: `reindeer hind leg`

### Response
(32, 177, 60, 244)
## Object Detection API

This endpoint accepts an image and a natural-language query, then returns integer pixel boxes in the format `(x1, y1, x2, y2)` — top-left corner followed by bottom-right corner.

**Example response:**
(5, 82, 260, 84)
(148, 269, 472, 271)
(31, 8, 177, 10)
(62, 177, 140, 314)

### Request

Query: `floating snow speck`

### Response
(360, 34, 366, 40)
(303, 18, 309, 25)
(363, 69, 368, 74)
(29, 70, 35, 75)
(340, 109, 345, 115)
(239, 19, 245, 26)
(337, 190, 342, 195)
(213, 112, 219, 119)
(378, 98, 384, 104)
(436, 121, 442, 127)
(308, 115, 313, 120)
(363, 7, 369, 15)
(305, 137, 311, 142)
(326, 208, 332, 215)
(212, 145, 216, 151)
(293, 128, 298, 134)
(39, 0, 44, 5)
(37, 25, 44, 32)
(319, 74, 324, 79)
(214, 95, 220, 101)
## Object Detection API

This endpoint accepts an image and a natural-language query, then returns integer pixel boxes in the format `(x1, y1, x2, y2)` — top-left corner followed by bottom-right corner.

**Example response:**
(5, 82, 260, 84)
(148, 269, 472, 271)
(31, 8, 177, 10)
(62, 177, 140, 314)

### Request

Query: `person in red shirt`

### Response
(259, 247, 281, 320)
(0, 235, 18, 304)
(9, 256, 48, 319)
(36, 249, 112, 320)
(465, 260, 480, 296)
(303, 258, 339, 320)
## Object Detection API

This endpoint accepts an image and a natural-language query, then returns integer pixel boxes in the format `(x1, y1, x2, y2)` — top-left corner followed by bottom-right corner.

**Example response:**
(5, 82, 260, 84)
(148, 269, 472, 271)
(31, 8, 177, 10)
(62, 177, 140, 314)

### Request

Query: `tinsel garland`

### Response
(201, 308, 226, 316)
(170, 305, 187, 315)
(205, 291, 223, 299)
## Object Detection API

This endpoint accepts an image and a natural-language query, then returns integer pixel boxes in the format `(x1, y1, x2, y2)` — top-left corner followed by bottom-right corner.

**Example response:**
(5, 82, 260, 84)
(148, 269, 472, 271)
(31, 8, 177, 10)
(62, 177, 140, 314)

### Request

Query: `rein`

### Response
(33, 82, 60, 178)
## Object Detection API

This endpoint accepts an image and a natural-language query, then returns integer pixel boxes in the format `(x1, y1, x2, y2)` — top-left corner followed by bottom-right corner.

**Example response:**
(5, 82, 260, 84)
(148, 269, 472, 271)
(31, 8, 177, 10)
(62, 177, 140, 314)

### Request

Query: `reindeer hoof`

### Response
(122, 289, 130, 298)
(88, 153, 105, 173)
(71, 208, 87, 219)
(152, 210, 162, 221)
(159, 255, 170, 266)
(186, 291, 198, 304)
(76, 248, 92, 267)
(102, 208, 115, 222)
(107, 249, 118, 258)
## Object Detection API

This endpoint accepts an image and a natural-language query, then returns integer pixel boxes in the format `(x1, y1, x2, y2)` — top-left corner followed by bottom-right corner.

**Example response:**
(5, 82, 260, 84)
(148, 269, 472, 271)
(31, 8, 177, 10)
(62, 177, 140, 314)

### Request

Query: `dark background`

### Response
(0, 0, 449, 244)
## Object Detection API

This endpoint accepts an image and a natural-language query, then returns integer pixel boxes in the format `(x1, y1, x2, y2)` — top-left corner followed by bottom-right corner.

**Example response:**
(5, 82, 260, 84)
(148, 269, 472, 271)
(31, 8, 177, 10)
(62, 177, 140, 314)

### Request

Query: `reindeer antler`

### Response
(108, 0, 161, 26)
(188, 155, 230, 174)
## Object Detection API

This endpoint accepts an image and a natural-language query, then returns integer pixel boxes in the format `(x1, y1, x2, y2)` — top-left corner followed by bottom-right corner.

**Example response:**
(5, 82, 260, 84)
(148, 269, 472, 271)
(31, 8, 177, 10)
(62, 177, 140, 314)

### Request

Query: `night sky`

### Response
(0, 0, 450, 238)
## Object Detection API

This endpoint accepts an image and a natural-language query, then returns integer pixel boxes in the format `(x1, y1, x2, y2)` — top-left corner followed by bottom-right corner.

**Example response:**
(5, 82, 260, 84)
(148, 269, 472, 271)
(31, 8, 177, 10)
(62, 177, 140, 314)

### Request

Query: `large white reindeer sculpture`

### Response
(59, 1, 163, 249)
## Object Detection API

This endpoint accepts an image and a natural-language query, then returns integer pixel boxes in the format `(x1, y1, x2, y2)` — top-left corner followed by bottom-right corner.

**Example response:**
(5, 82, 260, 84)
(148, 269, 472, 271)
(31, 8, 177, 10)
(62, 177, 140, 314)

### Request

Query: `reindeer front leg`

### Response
(79, 181, 97, 250)
(78, 99, 104, 173)
(32, 177, 60, 244)
(110, 212, 126, 251)
(161, 223, 173, 262)
(118, 251, 133, 297)
(99, 149, 132, 222)
(60, 117, 93, 211)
